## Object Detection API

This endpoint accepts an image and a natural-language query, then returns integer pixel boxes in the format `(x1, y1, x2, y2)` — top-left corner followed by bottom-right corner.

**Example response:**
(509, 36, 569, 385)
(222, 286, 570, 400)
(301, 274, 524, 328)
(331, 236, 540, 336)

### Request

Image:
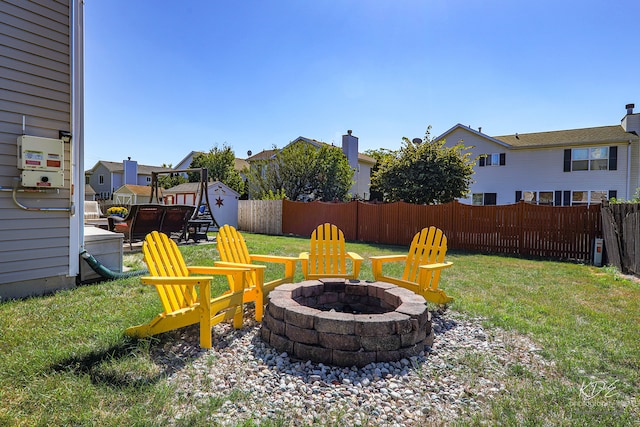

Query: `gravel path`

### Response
(158, 309, 555, 426)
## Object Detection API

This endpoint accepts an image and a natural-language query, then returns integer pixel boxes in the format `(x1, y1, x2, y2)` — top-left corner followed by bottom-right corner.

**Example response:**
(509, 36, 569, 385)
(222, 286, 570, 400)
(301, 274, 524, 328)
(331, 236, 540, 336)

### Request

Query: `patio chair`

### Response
(370, 226, 454, 305)
(125, 231, 249, 348)
(84, 200, 104, 220)
(215, 225, 298, 322)
(299, 223, 363, 280)
(160, 205, 196, 242)
(109, 204, 164, 249)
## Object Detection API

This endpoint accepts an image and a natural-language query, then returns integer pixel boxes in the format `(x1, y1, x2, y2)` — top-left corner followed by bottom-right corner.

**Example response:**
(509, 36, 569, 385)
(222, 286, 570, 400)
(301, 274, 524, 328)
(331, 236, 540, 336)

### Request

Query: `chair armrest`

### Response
(298, 252, 309, 261)
(211, 262, 266, 271)
(251, 254, 299, 264)
(369, 254, 408, 263)
(418, 262, 453, 271)
(187, 266, 250, 293)
(140, 276, 212, 286)
(370, 254, 408, 281)
(346, 252, 364, 261)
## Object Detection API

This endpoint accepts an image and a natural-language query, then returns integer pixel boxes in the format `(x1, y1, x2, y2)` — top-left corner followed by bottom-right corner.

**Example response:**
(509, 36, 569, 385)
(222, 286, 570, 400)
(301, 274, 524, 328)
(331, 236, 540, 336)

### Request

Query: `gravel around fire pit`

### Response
(160, 308, 555, 426)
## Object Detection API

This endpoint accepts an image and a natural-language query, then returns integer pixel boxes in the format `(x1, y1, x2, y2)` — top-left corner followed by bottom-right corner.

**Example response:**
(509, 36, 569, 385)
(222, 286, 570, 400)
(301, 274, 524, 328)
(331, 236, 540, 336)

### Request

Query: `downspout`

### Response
(627, 140, 632, 199)
(80, 250, 147, 279)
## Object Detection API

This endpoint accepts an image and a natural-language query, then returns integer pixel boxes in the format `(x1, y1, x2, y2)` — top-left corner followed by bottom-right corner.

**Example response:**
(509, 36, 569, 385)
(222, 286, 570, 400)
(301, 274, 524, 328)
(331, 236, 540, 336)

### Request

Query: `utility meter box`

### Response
(17, 135, 65, 188)
(17, 135, 64, 171)
(21, 170, 65, 188)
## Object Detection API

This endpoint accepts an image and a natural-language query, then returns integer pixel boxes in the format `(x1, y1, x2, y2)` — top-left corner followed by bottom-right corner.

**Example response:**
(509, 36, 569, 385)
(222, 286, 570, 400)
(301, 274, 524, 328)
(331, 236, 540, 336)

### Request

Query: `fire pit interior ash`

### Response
(261, 279, 433, 367)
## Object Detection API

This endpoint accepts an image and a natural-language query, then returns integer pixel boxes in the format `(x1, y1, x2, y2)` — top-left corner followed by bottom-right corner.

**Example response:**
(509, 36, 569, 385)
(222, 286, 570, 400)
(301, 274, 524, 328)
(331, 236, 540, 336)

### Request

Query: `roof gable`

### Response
(86, 160, 172, 175)
(435, 124, 511, 148)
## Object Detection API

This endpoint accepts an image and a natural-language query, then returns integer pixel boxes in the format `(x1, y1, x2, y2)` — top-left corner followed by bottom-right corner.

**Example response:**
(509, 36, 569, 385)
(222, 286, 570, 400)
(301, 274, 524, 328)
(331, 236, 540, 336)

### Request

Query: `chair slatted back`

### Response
(309, 223, 348, 276)
(217, 225, 258, 288)
(217, 225, 251, 264)
(403, 226, 447, 283)
(143, 231, 197, 313)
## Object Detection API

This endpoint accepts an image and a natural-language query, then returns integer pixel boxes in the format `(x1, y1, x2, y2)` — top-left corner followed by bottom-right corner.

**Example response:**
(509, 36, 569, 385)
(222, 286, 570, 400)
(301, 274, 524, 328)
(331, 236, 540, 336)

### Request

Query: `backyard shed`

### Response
(112, 184, 161, 205)
(164, 181, 239, 228)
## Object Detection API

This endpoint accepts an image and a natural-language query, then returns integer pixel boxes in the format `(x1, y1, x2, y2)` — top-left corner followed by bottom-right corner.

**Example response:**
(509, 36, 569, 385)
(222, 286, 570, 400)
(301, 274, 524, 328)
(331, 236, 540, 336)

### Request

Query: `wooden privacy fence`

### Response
(601, 203, 640, 274)
(282, 200, 602, 263)
(238, 200, 283, 235)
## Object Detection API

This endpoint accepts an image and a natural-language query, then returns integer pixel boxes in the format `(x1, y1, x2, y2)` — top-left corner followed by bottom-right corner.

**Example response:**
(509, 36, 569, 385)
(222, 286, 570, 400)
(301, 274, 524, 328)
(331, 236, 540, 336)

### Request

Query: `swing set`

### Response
(149, 167, 220, 231)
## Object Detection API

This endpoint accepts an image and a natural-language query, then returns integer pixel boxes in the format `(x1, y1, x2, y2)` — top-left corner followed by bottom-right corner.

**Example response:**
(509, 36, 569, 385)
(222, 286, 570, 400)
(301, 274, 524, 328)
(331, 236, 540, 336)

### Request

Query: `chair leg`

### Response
(233, 306, 243, 329)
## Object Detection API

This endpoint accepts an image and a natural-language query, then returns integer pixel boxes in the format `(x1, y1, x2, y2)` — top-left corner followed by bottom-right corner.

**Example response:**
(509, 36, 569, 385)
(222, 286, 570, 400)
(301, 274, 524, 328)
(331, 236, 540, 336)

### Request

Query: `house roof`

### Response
(246, 137, 376, 164)
(86, 160, 173, 175)
(247, 149, 277, 161)
(435, 123, 639, 150)
(113, 184, 160, 196)
(235, 158, 249, 170)
(435, 124, 511, 148)
(494, 125, 639, 148)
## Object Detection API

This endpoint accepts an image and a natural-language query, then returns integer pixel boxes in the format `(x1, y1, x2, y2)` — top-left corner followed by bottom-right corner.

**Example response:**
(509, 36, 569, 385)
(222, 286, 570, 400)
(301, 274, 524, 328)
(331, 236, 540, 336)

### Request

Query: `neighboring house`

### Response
(112, 184, 161, 205)
(164, 181, 239, 228)
(85, 184, 97, 201)
(436, 104, 640, 206)
(0, 1, 85, 299)
(247, 131, 376, 200)
(85, 159, 172, 200)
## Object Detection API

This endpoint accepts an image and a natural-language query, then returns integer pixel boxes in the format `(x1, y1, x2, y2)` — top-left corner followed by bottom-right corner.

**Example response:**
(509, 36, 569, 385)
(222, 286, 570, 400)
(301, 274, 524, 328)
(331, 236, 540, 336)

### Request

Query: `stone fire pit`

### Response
(261, 279, 433, 367)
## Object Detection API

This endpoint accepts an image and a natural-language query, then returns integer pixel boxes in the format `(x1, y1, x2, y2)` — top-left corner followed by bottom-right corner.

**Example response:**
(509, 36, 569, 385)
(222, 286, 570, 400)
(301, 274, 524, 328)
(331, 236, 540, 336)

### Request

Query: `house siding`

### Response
(87, 163, 113, 199)
(0, 0, 75, 298)
(442, 127, 633, 205)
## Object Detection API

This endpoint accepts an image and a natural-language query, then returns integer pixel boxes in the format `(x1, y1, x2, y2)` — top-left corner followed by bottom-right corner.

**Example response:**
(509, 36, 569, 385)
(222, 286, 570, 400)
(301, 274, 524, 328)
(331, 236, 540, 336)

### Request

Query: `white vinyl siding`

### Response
(440, 127, 631, 206)
(0, 0, 74, 296)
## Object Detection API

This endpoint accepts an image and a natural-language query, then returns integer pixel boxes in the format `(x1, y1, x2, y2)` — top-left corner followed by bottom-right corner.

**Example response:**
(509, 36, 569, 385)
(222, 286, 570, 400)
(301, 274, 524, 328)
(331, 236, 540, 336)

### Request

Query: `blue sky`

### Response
(84, 0, 640, 168)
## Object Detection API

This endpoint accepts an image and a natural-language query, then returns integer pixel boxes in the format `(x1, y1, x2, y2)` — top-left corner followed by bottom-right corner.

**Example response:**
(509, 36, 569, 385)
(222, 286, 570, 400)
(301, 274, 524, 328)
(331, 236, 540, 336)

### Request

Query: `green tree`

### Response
(364, 148, 395, 202)
(247, 141, 353, 201)
(371, 128, 474, 204)
(314, 145, 353, 201)
(156, 163, 188, 189)
(188, 145, 245, 195)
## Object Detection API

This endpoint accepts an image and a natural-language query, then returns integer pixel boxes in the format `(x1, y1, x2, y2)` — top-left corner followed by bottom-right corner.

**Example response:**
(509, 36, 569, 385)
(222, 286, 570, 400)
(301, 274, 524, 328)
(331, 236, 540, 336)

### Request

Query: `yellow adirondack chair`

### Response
(370, 226, 454, 305)
(215, 225, 298, 322)
(299, 223, 363, 280)
(126, 231, 249, 348)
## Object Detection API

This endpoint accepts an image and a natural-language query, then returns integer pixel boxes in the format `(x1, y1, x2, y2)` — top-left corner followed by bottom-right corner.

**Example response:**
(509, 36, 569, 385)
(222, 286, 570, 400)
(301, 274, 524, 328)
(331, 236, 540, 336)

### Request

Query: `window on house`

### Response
(523, 191, 537, 203)
(479, 153, 506, 167)
(472, 193, 497, 205)
(520, 191, 557, 205)
(99, 175, 104, 185)
(572, 191, 588, 205)
(565, 147, 617, 172)
(590, 191, 607, 204)
(85, 176, 89, 184)
(539, 192, 553, 205)
(146, 176, 151, 183)
(484, 193, 497, 205)
(571, 190, 609, 205)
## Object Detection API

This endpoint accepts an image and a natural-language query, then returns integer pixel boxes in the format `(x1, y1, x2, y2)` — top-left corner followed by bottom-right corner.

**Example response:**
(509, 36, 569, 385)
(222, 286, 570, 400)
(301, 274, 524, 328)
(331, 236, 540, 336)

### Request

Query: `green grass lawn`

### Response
(1, 232, 638, 426)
